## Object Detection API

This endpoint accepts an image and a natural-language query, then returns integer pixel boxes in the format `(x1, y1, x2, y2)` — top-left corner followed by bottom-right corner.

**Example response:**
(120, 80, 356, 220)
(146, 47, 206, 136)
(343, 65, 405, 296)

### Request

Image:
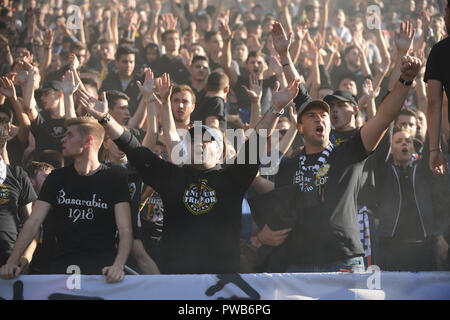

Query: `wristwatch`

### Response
(98, 113, 111, 126)
(399, 77, 413, 86)
(270, 105, 284, 117)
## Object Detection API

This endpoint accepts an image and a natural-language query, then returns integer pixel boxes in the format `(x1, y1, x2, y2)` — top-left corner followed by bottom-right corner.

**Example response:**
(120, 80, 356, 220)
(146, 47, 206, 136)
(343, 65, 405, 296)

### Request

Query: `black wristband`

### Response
(399, 77, 413, 86)
(98, 113, 111, 126)
(282, 63, 290, 67)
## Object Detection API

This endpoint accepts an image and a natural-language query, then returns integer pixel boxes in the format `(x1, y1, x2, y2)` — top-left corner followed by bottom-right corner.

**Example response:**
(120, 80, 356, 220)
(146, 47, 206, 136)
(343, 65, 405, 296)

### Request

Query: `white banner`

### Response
(1, 272, 450, 300)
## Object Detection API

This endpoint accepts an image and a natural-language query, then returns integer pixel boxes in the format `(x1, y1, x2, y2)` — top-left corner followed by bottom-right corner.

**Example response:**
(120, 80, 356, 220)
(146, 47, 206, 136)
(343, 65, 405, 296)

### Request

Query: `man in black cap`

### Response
(254, 21, 424, 272)
(24, 79, 67, 158)
(324, 89, 360, 147)
(78, 72, 301, 274)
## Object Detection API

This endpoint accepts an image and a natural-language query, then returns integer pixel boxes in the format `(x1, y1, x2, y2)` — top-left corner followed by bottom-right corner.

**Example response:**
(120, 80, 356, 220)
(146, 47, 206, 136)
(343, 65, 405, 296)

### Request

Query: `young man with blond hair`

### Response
(0, 116, 133, 283)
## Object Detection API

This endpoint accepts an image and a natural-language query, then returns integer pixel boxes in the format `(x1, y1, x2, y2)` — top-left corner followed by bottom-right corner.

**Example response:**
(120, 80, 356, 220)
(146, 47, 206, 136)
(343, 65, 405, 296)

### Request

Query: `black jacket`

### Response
(375, 158, 449, 239)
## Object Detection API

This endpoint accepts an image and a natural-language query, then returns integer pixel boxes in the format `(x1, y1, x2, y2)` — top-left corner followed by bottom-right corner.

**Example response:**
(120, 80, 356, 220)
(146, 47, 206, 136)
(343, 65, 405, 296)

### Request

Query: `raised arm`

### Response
(219, 19, 239, 87)
(18, 60, 39, 123)
(271, 21, 301, 84)
(388, 21, 415, 91)
(0, 76, 31, 145)
(361, 55, 422, 153)
(157, 73, 181, 158)
(241, 73, 263, 128)
(138, 68, 159, 150)
(61, 70, 79, 119)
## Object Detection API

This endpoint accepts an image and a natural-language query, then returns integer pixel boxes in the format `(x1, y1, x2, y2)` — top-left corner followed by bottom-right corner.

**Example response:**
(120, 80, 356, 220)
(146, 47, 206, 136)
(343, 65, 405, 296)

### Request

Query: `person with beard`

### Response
(252, 21, 423, 273)
(374, 125, 449, 271)
(78, 71, 300, 274)
(424, 0, 450, 176)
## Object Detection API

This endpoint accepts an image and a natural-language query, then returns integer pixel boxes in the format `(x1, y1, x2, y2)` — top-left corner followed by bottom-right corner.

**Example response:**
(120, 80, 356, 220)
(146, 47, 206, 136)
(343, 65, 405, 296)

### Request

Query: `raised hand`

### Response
(241, 73, 263, 103)
(271, 21, 292, 55)
(179, 48, 192, 69)
(247, 34, 265, 53)
(362, 78, 379, 100)
(43, 28, 54, 49)
(68, 53, 80, 71)
(78, 89, 109, 120)
(0, 76, 17, 100)
(61, 70, 79, 95)
(395, 21, 416, 54)
(400, 55, 422, 82)
(272, 78, 301, 111)
(156, 73, 172, 102)
(218, 19, 233, 43)
(137, 68, 155, 101)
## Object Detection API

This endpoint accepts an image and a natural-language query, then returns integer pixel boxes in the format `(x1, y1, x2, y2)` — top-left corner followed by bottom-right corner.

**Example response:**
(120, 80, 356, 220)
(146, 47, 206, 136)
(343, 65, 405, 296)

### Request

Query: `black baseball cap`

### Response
(323, 89, 359, 106)
(297, 99, 331, 118)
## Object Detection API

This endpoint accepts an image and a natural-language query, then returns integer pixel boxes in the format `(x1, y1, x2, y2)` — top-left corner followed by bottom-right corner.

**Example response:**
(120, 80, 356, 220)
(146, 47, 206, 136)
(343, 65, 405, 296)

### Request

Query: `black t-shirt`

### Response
(157, 54, 191, 85)
(191, 96, 226, 130)
(275, 131, 368, 265)
(424, 37, 450, 123)
(114, 130, 260, 274)
(234, 75, 277, 116)
(137, 191, 164, 265)
(38, 164, 130, 273)
(7, 134, 27, 167)
(30, 110, 66, 157)
(0, 165, 37, 263)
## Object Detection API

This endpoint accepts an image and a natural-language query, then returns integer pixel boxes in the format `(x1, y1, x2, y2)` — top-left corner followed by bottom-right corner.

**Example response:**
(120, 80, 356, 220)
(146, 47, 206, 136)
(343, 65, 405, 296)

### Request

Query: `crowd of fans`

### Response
(0, 0, 449, 281)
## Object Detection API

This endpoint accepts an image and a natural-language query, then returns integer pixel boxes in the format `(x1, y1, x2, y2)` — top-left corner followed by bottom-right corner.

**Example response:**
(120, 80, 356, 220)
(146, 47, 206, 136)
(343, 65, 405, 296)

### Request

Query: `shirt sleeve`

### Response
(114, 130, 178, 193)
(17, 168, 37, 206)
(112, 169, 131, 205)
(38, 170, 59, 206)
(225, 132, 261, 194)
(424, 44, 444, 83)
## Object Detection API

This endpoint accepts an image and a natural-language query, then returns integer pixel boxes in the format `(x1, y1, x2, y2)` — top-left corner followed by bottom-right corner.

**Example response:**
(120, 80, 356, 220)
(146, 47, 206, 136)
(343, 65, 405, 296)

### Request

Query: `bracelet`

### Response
(399, 77, 413, 86)
(282, 63, 290, 67)
(430, 148, 441, 153)
(98, 113, 111, 126)
(270, 105, 284, 117)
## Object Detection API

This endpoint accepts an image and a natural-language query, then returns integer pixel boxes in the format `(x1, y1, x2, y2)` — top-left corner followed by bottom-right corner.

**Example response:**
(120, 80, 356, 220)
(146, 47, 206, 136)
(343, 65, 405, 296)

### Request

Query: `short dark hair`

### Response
(25, 161, 55, 180)
(171, 84, 196, 105)
(204, 31, 220, 43)
(0, 119, 9, 149)
(115, 45, 137, 61)
(191, 55, 209, 66)
(161, 29, 179, 42)
(105, 90, 130, 110)
(206, 71, 229, 92)
(80, 77, 99, 91)
(395, 109, 417, 123)
(37, 150, 64, 169)
(0, 105, 13, 122)
(246, 50, 266, 64)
